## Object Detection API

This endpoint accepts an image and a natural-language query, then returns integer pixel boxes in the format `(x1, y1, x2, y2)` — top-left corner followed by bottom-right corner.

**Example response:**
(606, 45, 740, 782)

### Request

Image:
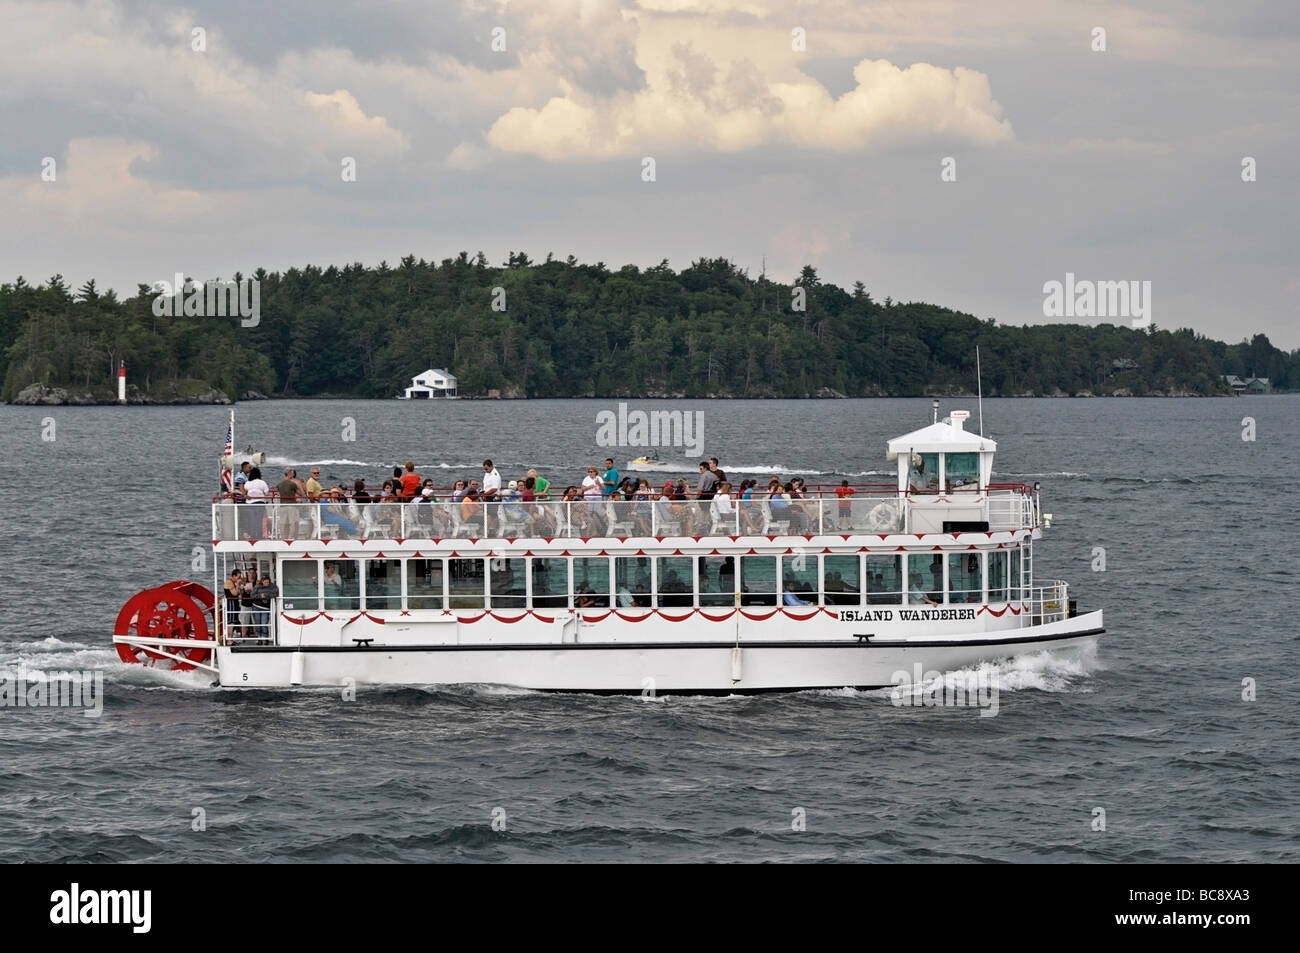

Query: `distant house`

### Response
(401, 368, 458, 399)
(1245, 377, 1271, 395)
(1112, 358, 1138, 371)
(1223, 375, 1271, 395)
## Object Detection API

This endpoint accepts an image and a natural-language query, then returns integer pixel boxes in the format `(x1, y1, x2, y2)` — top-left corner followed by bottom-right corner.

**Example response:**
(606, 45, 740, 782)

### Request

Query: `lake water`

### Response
(1, 397, 1295, 862)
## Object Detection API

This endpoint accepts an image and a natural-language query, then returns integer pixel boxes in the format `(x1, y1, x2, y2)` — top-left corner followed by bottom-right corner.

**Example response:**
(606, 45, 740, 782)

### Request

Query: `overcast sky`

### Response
(2, 0, 1297, 347)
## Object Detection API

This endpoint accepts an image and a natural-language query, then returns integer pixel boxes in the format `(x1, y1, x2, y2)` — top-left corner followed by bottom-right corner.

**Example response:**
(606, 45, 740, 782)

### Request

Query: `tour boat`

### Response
(112, 408, 1103, 693)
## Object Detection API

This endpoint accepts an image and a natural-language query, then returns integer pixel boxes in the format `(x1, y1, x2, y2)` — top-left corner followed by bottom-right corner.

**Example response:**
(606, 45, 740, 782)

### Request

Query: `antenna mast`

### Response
(976, 345, 985, 436)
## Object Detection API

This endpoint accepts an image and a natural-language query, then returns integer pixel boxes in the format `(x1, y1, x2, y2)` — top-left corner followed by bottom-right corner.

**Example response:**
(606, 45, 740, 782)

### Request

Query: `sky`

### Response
(1, 0, 1297, 347)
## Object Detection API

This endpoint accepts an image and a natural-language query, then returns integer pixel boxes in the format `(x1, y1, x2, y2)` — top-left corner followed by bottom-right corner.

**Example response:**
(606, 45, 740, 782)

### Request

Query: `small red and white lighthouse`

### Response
(118, 361, 126, 404)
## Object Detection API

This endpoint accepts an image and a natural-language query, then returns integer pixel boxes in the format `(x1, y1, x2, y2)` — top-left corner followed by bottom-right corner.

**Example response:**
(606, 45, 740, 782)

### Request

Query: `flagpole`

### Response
(228, 408, 236, 496)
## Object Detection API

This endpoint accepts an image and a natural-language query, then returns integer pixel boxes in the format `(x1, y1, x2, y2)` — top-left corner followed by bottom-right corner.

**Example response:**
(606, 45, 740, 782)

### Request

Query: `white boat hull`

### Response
(217, 610, 1102, 693)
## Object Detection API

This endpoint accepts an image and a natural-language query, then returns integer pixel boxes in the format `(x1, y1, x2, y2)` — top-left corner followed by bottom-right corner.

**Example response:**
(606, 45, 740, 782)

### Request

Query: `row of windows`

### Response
(267, 550, 1026, 612)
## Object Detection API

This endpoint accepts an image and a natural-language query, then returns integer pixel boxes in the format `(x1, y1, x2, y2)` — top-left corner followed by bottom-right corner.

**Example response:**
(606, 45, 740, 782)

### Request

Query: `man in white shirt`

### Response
(481, 459, 502, 500)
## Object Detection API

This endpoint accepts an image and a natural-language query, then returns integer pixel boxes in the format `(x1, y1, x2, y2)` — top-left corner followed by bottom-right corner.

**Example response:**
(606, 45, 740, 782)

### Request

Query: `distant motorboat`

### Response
(627, 453, 669, 469)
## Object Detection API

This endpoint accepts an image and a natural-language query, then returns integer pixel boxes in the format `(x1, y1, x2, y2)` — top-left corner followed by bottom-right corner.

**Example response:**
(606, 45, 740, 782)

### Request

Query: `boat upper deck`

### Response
(211, 484, 1039, 543)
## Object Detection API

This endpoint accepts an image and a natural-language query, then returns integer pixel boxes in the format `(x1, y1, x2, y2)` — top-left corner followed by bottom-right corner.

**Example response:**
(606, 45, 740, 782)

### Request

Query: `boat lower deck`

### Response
(217, 611, 1103, 692)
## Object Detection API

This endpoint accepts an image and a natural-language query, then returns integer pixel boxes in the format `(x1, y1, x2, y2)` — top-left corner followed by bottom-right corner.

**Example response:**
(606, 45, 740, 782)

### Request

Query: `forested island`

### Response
(1, 254, 1295, 403)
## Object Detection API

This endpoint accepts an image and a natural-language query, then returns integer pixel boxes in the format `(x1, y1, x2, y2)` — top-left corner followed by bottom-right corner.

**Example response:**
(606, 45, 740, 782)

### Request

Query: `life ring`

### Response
(867, 501, 900, 532)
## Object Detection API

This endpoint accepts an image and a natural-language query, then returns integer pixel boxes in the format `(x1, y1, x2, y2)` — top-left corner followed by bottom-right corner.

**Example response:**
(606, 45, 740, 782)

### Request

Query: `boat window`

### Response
(908, 554, 942, 605)
(615, 556, 652, 608)
(1009, 548, 1021, 602)
(988, 551, 1009, 603)
(781, 555, 818, 606)
(530, 558, 569, 609)
(948, 552, 981, 604)
(573, 557, 610, 608)
(698, 555, 735, 607)
(408, 558, 444, 609)
(945, 452, 979, 490)
(448, 558, 485, 609)
(489, 557, 527, 609)
(866, 554, 902, 605)
(281, 560, 320, 611)
(909, 452, 940, 492)
(656, 556, 693, 608)
(741, 555, 777, 606)
(365, 559, 403, 610)
(824, 555, 861, 605)
(323, 559, 359, 611)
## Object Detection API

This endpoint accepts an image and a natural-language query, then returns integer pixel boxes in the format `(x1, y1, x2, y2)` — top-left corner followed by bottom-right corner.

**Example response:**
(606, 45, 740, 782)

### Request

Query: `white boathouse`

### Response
(401, 368, 458, 399)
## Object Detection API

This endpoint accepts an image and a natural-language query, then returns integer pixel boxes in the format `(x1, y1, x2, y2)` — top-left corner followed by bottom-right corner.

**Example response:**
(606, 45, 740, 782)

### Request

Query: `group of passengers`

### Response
(225, 456, 861, 540)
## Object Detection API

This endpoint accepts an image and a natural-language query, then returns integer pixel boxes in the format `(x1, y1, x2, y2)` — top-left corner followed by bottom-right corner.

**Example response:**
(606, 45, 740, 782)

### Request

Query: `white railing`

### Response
(211, 491, 1039, 542)
(1025, 581, 1069, 624)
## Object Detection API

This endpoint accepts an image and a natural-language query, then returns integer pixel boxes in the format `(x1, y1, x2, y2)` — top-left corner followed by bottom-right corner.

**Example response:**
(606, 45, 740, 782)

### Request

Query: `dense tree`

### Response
(1, 258, 1296, 402)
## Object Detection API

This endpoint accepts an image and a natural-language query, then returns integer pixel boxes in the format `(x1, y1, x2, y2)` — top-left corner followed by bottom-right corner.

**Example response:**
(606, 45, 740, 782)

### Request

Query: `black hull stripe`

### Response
(230, 627, 1103, 653)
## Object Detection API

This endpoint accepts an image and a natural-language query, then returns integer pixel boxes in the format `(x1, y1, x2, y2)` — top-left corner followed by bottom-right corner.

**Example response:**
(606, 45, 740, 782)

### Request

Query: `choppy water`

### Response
(1, 397, 1296, 862)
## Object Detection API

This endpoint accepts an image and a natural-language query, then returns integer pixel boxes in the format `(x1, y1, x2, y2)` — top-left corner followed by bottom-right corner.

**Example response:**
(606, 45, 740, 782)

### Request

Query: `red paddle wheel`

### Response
(113, 580, 217, 672)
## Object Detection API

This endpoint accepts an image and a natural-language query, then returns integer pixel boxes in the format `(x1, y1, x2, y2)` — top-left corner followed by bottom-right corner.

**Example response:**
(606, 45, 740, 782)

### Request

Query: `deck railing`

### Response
(1025, 581, 1070, 625)
(212, 488, 1037, 542)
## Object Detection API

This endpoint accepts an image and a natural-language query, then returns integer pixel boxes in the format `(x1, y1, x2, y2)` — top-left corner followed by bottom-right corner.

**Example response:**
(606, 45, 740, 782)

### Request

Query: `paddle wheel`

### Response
(113, 580, 218, 673)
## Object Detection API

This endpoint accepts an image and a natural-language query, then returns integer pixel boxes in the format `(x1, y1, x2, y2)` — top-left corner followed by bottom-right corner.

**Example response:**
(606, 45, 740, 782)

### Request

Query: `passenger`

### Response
(576, 584, 597, 609)
(602, 458, 620, 497)
(528, 468, 550, 501)
(520, 477, 536, 503)
(712, 482, 735, 529)
(710, 457, 727, 485)
(233, 461, 252, 494)
(240, 467, 271, 538)
(695, 461, 718, 500)
(835, 479, 855, 530)
(243, 466, 270, 501)
(290, 468, 308, 500)
(783, 481, 808, 533)
(908, 454, 931, 492)
(633, 479, 653, 534)
(321, 488, 358, 537)
(718, 556, 735, 594)
(353, 479, 371, 504)
(909, 578, 939, 606)
(223, 569, 244, 640)
(481, 459, 502, 501)
(581, 467, 603, 501)
(305, 467, 323, 502)
(451, 479, 468, 502)
(400, 461, 421, 500)
(323, 562, 345, 608)
(460, 488, 482, 525)
(251, 574, 279, 642)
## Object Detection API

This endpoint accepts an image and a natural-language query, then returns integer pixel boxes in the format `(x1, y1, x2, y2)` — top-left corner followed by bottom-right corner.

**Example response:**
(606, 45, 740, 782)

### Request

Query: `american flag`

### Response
(220, 418, 233, 492)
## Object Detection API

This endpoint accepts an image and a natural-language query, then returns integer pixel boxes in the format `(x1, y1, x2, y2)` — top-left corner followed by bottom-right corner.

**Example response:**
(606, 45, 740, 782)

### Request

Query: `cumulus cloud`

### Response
(485, 53, 1012, 160)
